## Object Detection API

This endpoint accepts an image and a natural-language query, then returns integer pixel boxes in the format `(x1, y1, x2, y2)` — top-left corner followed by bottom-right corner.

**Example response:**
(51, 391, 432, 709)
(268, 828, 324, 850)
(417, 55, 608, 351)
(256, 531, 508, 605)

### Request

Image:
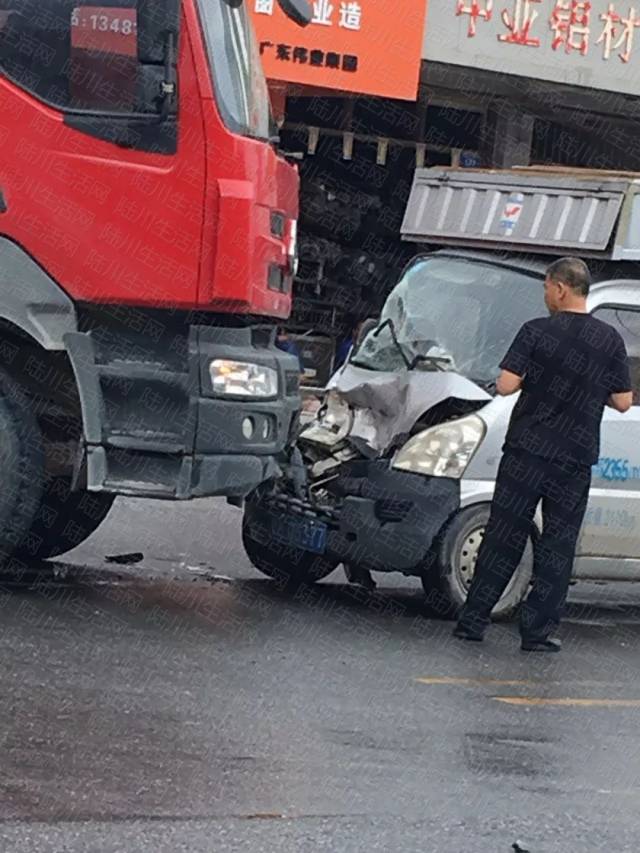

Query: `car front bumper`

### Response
(245, 460, 461, 574)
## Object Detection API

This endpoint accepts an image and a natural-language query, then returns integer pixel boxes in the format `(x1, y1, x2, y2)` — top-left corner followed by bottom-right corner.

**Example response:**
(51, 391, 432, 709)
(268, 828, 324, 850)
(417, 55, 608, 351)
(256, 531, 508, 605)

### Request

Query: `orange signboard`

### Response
(252, 0, 427, 101)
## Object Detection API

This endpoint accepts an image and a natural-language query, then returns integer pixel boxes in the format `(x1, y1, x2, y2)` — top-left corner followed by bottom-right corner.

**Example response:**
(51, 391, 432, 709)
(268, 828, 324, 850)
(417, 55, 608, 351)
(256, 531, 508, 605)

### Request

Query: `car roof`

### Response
(407, 248, 549, 278)
(427, 248, 548, 277)
(422, 248, 640, 288)
(588, 279, 640, 309)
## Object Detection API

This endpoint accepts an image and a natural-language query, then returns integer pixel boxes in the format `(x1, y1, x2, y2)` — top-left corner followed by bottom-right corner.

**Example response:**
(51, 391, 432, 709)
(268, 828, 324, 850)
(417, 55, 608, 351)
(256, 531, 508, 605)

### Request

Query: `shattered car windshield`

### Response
(351, 257, 546, 384)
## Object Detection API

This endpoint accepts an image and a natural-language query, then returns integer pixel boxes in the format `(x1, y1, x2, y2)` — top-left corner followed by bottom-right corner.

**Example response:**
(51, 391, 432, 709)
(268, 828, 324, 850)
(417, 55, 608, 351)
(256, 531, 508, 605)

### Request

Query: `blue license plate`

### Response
(273, 517, 328, 555)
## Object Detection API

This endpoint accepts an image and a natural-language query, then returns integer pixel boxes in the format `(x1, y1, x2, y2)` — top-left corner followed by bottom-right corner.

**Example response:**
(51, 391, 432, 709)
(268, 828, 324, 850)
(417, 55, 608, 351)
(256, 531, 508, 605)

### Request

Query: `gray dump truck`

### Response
(242, 167, 640, 617)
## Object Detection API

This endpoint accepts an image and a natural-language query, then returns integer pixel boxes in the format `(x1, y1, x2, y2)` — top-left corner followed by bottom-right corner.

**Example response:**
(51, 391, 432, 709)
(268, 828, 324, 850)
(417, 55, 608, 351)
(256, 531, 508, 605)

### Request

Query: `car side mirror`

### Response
(277, 0, 313, 25)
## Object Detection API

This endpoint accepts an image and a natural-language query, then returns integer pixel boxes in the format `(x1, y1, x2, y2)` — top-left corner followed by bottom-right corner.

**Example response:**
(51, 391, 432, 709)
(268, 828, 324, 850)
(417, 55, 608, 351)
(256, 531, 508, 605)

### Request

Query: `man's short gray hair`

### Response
(546, 257, 591, 297)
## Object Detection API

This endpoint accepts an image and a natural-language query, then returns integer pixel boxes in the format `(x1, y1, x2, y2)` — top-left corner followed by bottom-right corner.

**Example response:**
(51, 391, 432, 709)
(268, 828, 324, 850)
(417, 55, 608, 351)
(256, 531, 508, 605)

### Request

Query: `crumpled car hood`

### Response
(326, 363, 492, 453)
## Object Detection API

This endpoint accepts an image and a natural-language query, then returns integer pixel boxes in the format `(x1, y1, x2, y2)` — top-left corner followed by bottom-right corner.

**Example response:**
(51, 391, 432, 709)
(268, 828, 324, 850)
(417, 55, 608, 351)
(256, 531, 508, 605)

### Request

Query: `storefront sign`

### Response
(252, 0, 427, 100)
(423, 0, 640, 95)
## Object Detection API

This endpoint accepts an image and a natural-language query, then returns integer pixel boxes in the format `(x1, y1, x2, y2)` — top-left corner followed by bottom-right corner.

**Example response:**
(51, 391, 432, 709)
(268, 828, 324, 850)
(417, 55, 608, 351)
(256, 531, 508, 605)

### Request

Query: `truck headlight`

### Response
(301, 391, 352, 446)
(210, 360, 279, 398)
(393, 415, 486, 479)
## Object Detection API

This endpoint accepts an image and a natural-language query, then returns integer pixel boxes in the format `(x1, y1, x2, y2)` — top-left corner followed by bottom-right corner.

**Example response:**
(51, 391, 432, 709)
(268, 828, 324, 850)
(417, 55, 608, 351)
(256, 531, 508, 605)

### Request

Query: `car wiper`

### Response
(406, 338, 454, 372)
(372, 318, 411, 368)
(409, 353, 453, 372)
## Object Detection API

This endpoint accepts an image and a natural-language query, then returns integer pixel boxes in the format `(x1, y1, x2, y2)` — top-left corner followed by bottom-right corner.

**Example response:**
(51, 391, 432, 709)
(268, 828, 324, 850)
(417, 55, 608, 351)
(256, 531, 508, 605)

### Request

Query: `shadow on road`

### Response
(1, 560, 640, 636)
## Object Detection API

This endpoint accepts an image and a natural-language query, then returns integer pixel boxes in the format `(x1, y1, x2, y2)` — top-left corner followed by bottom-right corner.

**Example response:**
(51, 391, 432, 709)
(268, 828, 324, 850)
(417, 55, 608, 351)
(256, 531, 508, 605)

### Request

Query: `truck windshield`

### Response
(351, 257, 546, 386)
(197, 0, 273, 140)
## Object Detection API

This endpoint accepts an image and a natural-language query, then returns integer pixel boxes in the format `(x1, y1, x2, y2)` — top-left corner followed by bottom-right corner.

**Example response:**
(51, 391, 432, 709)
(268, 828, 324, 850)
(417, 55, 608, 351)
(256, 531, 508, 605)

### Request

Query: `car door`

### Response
(576, 292, 640, 563)
(0, 0, 207, 309)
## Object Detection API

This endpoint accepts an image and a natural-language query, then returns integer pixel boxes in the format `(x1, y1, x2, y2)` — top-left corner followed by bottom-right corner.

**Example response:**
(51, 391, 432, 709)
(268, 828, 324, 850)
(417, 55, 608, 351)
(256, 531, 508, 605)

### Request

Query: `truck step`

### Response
(102, 479, 177, 498)
(100, 363, 191, 387)
(105, 433, 186, 454)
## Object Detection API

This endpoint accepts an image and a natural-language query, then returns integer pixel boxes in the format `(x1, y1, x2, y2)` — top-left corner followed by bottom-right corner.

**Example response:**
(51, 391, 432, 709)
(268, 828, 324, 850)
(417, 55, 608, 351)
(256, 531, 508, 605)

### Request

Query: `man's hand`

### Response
(496, 369, 523, 396)
(607, 391, 633, 413)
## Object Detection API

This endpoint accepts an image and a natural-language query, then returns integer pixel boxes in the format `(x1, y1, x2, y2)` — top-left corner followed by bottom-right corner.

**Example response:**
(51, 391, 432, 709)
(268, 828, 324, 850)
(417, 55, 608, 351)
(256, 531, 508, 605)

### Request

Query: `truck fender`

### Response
(0, 238, 77, 350)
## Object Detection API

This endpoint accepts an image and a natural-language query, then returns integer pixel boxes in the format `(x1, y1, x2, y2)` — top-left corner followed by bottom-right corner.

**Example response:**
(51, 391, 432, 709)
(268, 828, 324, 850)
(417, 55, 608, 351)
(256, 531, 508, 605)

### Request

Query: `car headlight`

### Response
(300, 391, 352, 446)
(209, 360, 279, 398)
(392, 414, 486, 479)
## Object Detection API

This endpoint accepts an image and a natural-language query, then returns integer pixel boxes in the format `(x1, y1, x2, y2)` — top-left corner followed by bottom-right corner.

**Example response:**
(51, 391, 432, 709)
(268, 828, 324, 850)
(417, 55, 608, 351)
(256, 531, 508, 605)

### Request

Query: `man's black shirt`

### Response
(501, 311, 632, 467)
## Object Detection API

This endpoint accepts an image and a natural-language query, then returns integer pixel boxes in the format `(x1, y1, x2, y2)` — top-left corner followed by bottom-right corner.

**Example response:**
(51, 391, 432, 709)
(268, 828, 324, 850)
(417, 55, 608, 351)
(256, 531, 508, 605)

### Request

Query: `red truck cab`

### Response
(0, 0, 309, 563)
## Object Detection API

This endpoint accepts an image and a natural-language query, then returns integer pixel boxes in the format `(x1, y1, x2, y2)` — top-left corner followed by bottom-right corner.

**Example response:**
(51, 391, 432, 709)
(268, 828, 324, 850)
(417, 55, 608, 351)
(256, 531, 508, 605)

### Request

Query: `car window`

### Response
(592, 306, 640, 404)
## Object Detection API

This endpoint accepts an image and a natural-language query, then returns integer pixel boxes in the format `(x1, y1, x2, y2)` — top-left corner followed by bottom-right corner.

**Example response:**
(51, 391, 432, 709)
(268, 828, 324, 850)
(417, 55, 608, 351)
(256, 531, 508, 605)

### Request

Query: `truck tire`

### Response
(422, 504, 533, 621)
(242, 515, 337, 586)
(0, 370, 44, 562)
(15, 477, 115, 560)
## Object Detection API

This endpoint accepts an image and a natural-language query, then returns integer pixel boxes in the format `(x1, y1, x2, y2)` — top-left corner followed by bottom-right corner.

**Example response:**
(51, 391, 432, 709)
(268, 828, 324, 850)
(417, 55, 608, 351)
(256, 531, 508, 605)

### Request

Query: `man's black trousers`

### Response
(457, 448, 592, 641)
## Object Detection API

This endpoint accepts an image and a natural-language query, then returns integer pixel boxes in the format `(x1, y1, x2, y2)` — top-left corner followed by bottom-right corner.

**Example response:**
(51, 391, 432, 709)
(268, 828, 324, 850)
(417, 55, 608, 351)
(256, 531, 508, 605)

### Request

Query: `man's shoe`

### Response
(344, 564, 376, 591)
(453, 625, 484, 643)
(521, 638, 562, 653)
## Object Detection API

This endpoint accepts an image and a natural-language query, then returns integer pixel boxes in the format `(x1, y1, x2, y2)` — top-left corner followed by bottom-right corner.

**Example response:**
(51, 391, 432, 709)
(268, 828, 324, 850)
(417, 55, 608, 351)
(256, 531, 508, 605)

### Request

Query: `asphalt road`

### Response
(1, 498, 640, 852)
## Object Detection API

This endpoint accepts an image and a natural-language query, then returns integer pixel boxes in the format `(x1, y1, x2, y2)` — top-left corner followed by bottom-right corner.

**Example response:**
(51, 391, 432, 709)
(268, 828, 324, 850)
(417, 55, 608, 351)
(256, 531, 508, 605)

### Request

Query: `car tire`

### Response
(15, 477, 115, 560)
(242, 514, 337, 586)
(422, 504, 534, 621)
(0, 370, 45, 563)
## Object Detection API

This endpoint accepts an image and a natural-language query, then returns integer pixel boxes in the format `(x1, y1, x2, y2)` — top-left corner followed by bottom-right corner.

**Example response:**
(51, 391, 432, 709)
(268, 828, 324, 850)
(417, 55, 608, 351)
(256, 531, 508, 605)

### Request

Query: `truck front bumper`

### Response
(66, 318, 300, 499)
(245, 461, 460, 574)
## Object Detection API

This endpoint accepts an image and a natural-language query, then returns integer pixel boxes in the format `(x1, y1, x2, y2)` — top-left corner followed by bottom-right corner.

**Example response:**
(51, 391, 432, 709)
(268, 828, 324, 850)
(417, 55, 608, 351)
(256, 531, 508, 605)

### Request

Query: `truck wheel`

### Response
(422, 504, 533, 621)
(242, 516, 337, 586)
(0, 371, 44, 561)
(15, 477, 115, 560)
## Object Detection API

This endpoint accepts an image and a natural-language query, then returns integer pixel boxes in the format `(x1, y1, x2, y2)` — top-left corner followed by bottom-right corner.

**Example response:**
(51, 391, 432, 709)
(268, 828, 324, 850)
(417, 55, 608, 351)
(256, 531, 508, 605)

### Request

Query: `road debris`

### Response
(105, 553, 144, 565)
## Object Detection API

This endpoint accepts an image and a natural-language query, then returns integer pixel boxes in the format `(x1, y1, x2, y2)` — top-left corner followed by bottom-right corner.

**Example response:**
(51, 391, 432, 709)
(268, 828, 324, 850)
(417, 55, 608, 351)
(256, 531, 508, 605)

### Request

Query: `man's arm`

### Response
(496, 369, 524, 396)
(607, 391, 633, 413)
(496, 321, 538, 396)
(606, 333, 633, 413)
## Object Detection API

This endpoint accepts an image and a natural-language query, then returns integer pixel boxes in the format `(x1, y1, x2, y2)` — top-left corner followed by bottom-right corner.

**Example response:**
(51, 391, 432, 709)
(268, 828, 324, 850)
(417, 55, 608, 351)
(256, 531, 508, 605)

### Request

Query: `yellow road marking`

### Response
(493, 697, 640, 708)
(416, 677, 534, 687)
(416, 676, 624, 688)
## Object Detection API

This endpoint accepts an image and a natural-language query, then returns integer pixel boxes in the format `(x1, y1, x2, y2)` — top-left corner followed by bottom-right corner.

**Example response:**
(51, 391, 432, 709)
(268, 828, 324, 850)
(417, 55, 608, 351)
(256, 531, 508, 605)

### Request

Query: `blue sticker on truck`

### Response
(592, 457, 640, 482)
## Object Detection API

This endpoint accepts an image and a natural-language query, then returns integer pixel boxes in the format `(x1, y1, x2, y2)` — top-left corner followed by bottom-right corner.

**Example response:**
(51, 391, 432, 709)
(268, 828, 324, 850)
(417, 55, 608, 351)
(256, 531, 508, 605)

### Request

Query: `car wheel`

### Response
(242, 513, 337, 586)
(422, 504, 533, 620)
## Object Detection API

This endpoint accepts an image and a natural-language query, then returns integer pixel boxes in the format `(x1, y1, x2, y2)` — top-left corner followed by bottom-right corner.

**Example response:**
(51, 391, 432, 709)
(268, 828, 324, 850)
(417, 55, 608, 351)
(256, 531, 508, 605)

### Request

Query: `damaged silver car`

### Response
(242, 250, 547, 616)
(243, 168, 640, 618)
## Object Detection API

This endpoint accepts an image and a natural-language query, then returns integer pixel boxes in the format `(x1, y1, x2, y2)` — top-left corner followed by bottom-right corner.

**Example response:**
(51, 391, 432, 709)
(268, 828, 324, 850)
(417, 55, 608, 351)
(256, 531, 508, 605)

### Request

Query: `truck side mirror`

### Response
(277, 0, 313, 25)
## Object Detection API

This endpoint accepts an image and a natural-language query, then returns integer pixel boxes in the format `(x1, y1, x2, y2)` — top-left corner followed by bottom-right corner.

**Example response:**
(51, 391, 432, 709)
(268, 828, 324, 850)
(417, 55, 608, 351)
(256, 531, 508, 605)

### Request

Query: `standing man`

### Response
(455, 257, 632, 653)
(275, 327, 305, 373)
(335, 319, 363, 370)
